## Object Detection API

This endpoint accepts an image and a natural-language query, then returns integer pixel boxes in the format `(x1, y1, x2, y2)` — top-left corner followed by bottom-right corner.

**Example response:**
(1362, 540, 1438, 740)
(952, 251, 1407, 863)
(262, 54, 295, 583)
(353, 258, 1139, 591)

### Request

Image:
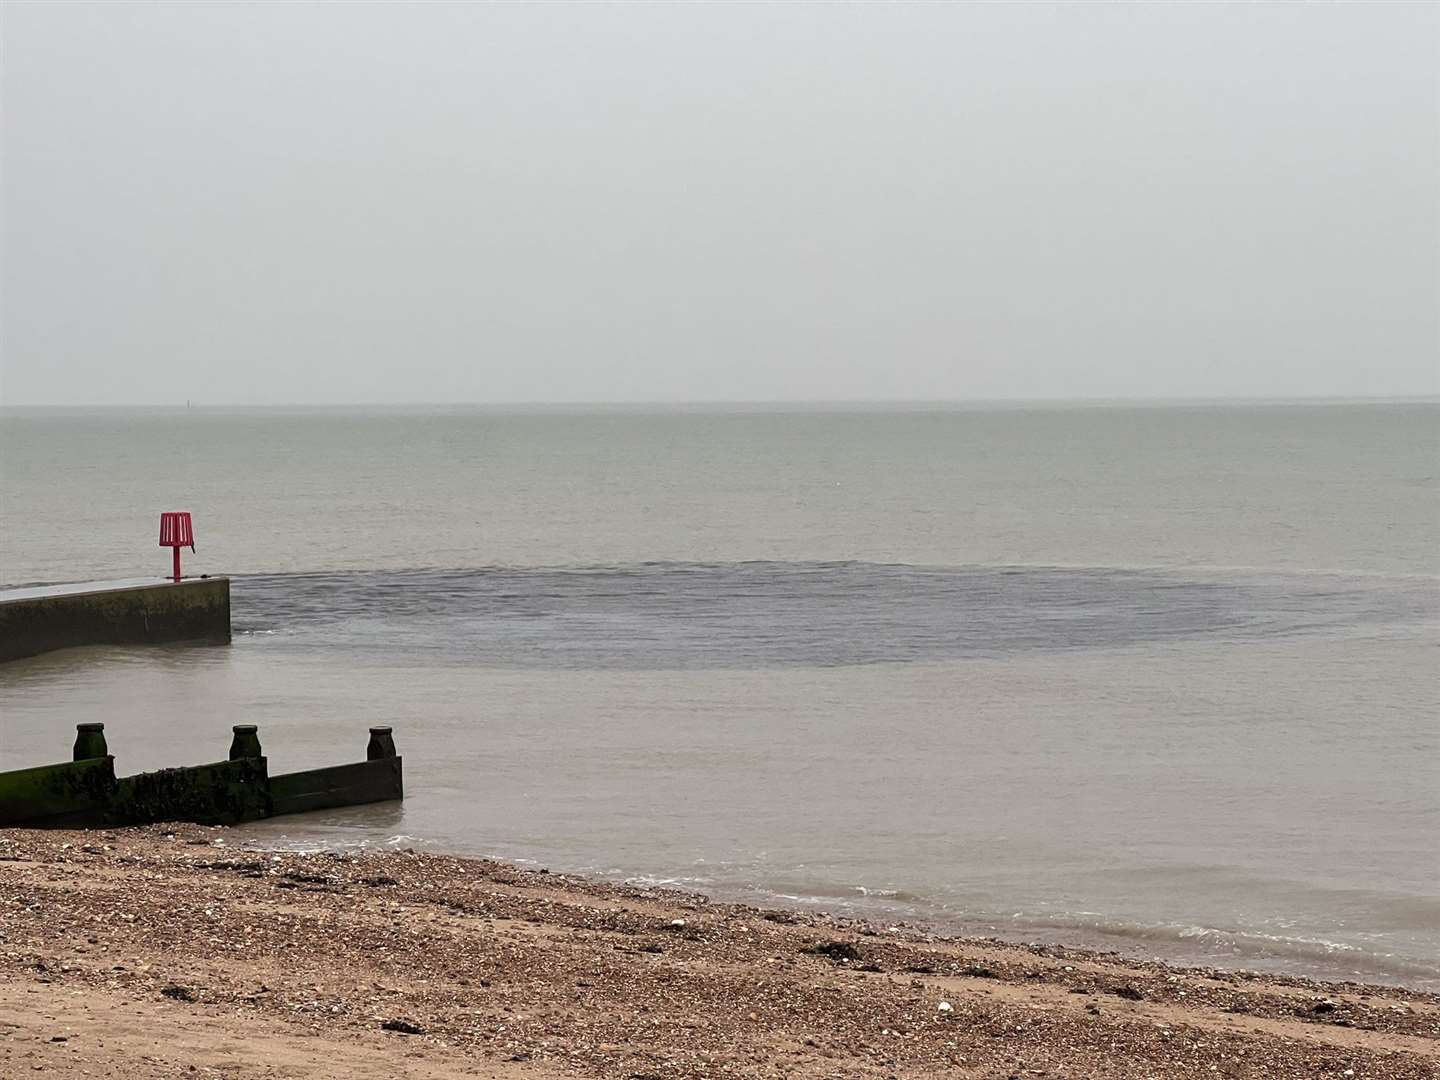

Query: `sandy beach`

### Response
(1, 826, 1435, 1079)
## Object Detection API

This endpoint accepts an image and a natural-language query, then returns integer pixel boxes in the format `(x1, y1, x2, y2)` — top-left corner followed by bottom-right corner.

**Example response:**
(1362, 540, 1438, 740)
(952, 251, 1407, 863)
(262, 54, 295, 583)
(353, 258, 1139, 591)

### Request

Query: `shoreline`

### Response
(556, 870, 1440, 995)
(242, 828, 1440, 993)
(2, 825, 1436, 1078)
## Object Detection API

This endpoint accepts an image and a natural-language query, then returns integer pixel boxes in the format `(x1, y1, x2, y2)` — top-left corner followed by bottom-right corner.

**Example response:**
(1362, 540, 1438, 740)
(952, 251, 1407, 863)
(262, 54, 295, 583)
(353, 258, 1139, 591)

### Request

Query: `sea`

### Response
(2, 402, 1437, 989)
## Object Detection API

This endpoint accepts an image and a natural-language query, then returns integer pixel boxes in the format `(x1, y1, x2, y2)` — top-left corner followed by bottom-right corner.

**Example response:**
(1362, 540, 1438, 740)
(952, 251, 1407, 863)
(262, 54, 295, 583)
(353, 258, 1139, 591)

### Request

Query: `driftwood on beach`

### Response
(0, 723, 402, 828)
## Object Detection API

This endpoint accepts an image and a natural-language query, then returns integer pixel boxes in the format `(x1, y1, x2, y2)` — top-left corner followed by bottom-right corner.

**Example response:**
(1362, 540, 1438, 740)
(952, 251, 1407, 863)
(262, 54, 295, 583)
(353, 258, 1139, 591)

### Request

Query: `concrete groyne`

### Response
(0, 724, 403, 827)
(0, 577, 230, 663)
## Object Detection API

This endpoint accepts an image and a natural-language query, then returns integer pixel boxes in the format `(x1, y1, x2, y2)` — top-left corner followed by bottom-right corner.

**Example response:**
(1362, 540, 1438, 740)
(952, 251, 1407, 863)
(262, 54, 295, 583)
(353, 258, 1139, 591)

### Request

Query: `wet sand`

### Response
(1, 826, 1436, 1079)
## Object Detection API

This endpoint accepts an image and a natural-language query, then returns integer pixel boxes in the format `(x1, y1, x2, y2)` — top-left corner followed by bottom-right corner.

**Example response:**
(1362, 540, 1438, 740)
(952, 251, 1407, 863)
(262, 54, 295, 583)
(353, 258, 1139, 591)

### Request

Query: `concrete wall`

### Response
(0, 757, 118, 827)
(270, 757, 404, 816)
(0, 577, 231, 663)
(0, 724, 402, 827)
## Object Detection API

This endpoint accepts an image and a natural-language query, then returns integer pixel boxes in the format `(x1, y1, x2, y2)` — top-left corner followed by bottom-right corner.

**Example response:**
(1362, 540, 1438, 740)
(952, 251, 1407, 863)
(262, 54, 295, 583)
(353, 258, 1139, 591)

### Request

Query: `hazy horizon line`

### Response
(2, 392, 1438, 415)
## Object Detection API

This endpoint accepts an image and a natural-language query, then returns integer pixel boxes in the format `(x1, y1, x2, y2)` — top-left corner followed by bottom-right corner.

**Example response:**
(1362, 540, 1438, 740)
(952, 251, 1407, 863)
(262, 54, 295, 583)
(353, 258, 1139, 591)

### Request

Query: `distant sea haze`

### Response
(2, 402, 1437, 988)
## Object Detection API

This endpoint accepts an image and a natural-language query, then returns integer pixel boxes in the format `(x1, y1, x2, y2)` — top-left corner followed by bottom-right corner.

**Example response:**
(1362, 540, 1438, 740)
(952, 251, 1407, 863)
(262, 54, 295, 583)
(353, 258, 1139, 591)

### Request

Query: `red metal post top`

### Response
(158, 511, 195, 550)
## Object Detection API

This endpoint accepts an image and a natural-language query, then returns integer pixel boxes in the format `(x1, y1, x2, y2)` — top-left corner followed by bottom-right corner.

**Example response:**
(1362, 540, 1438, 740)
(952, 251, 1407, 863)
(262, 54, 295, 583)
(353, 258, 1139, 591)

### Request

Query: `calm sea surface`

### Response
(2, 403, 1437, 988)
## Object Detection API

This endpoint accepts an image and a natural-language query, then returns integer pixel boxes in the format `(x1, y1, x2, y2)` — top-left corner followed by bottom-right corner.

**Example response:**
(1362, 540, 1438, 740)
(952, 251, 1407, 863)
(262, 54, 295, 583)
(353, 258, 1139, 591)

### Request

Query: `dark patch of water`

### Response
(232, 562, 1438, 669)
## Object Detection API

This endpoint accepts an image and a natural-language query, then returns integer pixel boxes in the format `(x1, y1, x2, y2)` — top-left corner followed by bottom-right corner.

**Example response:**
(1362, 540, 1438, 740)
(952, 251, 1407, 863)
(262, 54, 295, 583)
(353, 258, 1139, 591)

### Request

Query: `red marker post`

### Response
(159, 512, 196, 582)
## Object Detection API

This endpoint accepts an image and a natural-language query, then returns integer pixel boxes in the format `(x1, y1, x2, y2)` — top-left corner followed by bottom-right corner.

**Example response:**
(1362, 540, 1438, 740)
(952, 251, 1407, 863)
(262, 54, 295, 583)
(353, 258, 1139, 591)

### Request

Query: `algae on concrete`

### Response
(0, 758, 118, 827)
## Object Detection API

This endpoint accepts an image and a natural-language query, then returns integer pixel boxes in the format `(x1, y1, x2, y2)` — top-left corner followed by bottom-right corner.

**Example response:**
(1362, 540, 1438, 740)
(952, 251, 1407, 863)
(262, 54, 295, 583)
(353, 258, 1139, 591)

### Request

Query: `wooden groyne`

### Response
(0, 577, 231, 663)
(0, 724, 402, 828)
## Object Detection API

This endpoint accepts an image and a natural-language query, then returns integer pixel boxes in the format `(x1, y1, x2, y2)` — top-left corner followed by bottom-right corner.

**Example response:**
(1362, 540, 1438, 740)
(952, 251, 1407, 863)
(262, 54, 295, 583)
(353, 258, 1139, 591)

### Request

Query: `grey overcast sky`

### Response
(1, 2, 1436, 406)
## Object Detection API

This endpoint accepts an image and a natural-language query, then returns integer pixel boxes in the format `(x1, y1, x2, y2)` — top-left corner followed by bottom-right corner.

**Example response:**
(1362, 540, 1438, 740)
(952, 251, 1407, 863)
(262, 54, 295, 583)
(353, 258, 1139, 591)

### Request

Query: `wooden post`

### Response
(73, 723, 108, 762)
(229, 724, 262, 760)
(367, 726, 397, 760)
